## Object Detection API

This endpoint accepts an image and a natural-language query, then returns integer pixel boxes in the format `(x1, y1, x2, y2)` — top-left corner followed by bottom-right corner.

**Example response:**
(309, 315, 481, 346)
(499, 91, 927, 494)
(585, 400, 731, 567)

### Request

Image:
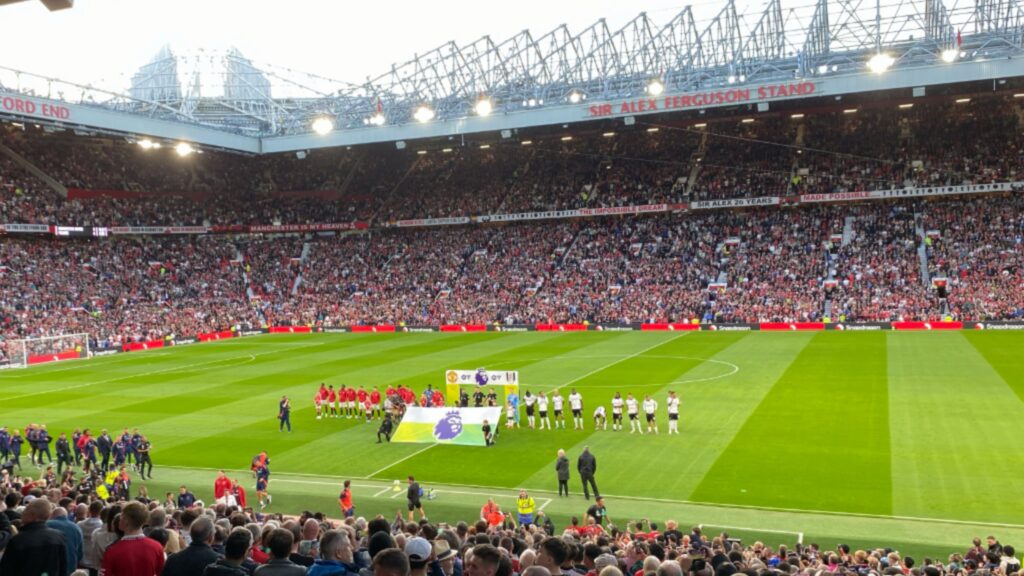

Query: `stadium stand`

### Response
(2, 95, 1024, 363)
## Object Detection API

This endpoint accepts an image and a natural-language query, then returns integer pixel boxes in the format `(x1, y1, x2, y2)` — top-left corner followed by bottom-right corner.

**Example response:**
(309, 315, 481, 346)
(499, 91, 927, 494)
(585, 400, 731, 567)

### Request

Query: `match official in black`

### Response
(55, 432, 73, 476)
(377, 414, 393, 443)
(136, 435, 153, 479)
(577, 445, 599, 500)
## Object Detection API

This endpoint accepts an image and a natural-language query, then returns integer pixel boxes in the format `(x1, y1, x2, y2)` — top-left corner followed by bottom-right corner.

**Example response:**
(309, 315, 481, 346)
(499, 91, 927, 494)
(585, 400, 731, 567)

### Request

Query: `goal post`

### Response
(5, 333, 91, 369)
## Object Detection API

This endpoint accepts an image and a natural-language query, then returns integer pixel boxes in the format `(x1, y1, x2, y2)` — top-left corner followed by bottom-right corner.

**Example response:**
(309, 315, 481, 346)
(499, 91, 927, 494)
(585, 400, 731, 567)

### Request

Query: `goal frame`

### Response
(7, 333, 91, 369)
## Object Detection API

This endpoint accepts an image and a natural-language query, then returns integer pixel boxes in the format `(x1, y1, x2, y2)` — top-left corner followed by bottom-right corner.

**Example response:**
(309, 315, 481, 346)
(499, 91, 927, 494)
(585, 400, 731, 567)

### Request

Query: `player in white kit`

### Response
(537, 392, 550, 430)
(626, 393, 641, 434)
(593, 405, 607, 430)
(569, 389, 584, 430)
(523, 391, 537, 429)
(643, 394, 659, 435)
(666, 391, 680, 434)
(611, 393, 624, 431)
(551, 391, 566, 429)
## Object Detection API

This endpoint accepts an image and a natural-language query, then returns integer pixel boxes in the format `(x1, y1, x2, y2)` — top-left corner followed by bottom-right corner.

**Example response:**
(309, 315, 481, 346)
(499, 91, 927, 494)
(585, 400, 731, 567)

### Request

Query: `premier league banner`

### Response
(392, 407, 503, 446)
(444, 369, 519, 386)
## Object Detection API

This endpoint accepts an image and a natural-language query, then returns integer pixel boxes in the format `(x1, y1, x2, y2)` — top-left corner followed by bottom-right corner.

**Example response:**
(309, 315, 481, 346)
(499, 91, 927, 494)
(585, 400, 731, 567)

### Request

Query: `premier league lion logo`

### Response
(433, 410, 463, 441)
(474, 368, 488, 386)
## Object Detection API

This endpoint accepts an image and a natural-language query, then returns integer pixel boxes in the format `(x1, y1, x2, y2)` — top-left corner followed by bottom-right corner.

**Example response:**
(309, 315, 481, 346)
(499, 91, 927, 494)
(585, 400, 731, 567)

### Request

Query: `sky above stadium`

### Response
(0, 0, 746, 97)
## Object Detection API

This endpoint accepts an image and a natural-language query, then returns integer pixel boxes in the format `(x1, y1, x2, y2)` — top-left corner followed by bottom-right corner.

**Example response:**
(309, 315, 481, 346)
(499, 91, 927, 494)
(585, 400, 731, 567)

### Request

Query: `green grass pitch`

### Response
(3, 330, 1024, 559)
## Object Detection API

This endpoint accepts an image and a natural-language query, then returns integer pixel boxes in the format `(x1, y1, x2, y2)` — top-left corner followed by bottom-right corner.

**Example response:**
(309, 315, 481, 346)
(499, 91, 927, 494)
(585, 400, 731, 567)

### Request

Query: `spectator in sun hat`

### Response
(433, 539, 457, 576)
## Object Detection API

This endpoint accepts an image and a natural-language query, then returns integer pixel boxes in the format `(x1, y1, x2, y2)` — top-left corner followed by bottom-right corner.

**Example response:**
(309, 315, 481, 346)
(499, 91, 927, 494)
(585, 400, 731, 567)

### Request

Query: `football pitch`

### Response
(3, 330, 1024, 558)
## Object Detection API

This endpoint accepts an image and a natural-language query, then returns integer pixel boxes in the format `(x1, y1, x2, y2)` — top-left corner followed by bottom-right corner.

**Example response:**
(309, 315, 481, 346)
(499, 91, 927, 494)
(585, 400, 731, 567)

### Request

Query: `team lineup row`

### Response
(298, 385, 684, 435)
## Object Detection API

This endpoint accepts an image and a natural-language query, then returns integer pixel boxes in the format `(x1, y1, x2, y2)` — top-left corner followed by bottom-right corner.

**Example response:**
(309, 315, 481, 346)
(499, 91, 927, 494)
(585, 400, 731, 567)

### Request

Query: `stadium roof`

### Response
(2, 0, 1024, 153)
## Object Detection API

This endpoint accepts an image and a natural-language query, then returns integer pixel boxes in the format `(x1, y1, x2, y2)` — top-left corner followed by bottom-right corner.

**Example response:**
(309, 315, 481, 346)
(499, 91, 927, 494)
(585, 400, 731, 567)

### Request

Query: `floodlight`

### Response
(414, 106, 435, 123)
(474, 99, 493, 117)
(311, 117, 334, 135)
(568, 91, 582, 104)
(867, 53, 894, 74)
(175, 142, 194, 157)
(647, 79, 665, 96)
(941, 49, 958, 63)
(138, 139, 154, 150)
(369, 113, 386, 126)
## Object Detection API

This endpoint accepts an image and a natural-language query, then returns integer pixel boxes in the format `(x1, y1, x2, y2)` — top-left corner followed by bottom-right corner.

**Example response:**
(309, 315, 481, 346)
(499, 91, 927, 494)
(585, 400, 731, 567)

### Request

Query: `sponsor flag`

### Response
(392, 407, 502, 446)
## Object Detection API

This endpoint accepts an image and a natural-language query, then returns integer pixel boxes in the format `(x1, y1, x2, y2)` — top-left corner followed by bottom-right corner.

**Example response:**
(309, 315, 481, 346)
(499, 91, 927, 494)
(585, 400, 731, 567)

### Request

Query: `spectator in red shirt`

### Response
(214, 470, 233, 505)
(101, 501, 165, 576)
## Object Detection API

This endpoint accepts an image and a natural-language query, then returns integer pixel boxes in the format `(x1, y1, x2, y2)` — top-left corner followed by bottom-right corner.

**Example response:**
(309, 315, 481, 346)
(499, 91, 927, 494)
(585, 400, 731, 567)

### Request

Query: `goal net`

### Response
(4, 333, 90, 369)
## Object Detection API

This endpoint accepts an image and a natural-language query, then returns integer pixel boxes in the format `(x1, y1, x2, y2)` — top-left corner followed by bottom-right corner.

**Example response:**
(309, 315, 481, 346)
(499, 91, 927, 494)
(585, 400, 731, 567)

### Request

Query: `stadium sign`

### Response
(2, 223, 51, 234)
(800, 182, 1022, 203)
(587, 82, 817, 118)
(830, 323, 889, 331)
(690, 197, 780, 210)
(110, 226, 209, 235)
(973, 322, 1024, 330)
(1, 93, 71, 120)
(247, 222, 366, 233)
(395, 217, 471, 227)
(578, 204, 669, 216)
(702, 324, 754, 331)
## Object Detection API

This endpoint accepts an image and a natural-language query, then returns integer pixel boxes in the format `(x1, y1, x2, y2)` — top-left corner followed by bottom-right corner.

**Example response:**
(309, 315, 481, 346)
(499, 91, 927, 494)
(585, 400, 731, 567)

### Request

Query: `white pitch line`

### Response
(538, 498, 553, 512)
(366, 444, 436, 479)
(0, 333, 271, 378)
(544, 333, 690, 392)
(155, 464, 1024, 530)
(700, 523, 804, 540)
(4, 340, 326, 402)
(275, 477, 543, 505)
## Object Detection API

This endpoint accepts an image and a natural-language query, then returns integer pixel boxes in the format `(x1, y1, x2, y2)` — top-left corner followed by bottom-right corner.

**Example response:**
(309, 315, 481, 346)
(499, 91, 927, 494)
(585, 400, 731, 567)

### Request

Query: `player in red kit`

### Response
(432, 389, 445, 407)
(345, 386, 358, 418)
(338, 385, 349, 418)
(370, 387, 382, 418)
(327, 385, 338, 418)
(419, 390, 430, 407)
(357, 386, 368, 409)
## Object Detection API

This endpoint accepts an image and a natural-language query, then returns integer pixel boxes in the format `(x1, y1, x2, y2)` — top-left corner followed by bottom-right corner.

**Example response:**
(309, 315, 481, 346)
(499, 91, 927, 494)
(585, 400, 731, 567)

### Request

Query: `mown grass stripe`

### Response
(690, 331, 892, 515)
(887, 332, 1024, 524)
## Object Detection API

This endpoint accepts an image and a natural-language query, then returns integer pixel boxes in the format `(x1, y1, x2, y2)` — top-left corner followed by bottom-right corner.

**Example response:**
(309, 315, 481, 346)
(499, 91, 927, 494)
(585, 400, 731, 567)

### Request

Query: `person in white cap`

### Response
(405, 536, 434, 576)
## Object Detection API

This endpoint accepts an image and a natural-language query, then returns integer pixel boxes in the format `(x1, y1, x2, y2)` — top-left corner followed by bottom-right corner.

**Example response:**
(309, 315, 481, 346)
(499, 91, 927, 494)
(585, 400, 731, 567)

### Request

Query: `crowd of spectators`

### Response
(0, 467, 1020, 576)
(922, 196, 1024, 321)
(829, 204, 933, 322)
(3, 97, 1024, 356)
(3, 192, 1024, 360)
(0, 236, 260, 361)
